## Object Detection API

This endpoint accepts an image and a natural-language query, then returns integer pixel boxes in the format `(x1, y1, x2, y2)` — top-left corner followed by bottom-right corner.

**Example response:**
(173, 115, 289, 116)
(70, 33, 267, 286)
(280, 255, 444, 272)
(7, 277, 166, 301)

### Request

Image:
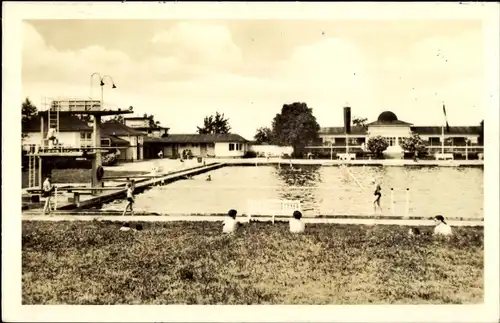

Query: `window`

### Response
(229, 143, 235, 151)
(429, 137, 441, 146)
(385, 137, 397, 146)
(239, 143, 243, 151)
(80, 132, 92, 148)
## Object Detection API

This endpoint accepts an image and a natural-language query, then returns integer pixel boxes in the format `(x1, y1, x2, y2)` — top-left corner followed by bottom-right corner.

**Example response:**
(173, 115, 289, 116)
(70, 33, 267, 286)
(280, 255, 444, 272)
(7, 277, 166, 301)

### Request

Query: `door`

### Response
(172, 144, 179, 158)
(200, 143, 208, 157)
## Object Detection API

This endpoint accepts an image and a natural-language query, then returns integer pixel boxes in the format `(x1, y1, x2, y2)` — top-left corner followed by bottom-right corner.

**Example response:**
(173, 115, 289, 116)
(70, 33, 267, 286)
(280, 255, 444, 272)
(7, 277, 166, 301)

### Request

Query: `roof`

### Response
(366, 110, 413, 126)
(411, 126, 480, 135)
(101, 121, 145, 136)
(366, 119, 413, 126)
(102, 135, 130, 145)
(22, 115, 92, 132)
(143, 133, 248, 144)
(124, 116, 149, 120)
(319, 125, 481, 136)
(319, 126, 368, 135)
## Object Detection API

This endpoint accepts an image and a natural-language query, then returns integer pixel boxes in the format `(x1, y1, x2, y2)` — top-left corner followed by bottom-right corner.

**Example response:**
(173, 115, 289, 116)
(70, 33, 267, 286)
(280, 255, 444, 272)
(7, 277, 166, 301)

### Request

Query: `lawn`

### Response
(21, 169, 149, 188)
(22, 221, 484, 305)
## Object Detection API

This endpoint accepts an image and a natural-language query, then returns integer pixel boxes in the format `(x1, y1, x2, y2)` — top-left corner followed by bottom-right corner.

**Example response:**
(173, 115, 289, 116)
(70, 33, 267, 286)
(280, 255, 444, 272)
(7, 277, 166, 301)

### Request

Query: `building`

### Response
(100, 121, 145, 160)
(22, 114, 93, 150)
(319, 109, 482, 156)
(144, 133, 249, 158)
(124, 116, 169, 138)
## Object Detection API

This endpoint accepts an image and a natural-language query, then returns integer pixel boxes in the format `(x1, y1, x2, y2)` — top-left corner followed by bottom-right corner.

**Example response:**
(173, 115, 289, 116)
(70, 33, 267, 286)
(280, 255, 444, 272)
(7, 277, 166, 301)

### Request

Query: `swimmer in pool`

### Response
(372, 179, 382, 214)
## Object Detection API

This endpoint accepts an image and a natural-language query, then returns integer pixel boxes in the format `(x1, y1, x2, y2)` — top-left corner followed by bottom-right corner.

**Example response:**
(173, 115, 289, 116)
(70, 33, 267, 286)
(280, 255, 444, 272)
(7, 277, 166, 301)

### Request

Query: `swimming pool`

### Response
(102, 165, 483, 219)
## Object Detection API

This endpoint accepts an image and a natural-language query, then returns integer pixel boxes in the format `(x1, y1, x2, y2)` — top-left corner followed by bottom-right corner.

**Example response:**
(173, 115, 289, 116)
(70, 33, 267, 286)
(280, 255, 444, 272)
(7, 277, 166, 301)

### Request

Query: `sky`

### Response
(22, 19, 485, 139)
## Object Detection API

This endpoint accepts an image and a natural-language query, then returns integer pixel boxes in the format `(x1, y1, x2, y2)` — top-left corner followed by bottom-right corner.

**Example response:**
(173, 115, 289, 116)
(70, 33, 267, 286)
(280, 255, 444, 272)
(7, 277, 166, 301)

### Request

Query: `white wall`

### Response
(249, 144, 293, 157)
(22, 131, 89, 149)
(178, 144, 202, 157)
(125, 119, 148, 128)
(214, 142, 247, 157)
(118, 135, 139, 160)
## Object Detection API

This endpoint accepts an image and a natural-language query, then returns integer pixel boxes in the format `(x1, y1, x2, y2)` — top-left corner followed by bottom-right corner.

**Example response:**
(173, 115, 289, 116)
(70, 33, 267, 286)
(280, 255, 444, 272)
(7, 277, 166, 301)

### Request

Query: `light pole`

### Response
(100, 75, 117, 110)
(90, 72, 104, 110)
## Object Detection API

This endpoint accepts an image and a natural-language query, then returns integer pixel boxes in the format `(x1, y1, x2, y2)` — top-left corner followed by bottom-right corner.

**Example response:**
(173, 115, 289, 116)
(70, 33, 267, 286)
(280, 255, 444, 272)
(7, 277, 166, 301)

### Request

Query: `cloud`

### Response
(151, 22, 243, 70)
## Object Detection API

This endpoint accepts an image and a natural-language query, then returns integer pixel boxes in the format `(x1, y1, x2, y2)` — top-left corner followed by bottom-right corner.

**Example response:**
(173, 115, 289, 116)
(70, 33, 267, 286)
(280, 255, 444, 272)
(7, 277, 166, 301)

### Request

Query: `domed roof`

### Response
(377, 111, 398, 123)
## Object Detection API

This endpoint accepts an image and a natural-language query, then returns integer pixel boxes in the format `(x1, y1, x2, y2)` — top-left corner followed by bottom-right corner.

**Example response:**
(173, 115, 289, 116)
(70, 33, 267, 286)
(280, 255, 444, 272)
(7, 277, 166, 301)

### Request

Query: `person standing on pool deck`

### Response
(42, 176, 54, 215)
(372, 179, 382, 214)
(122, 183, 135, 216)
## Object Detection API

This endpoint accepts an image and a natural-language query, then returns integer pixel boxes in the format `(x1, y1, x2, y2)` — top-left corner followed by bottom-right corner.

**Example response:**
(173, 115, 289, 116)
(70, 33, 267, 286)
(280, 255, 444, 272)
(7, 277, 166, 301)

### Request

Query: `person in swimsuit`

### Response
(122, 183, 135, 216)
(42, 176, 54, 215)
(373, 179, 382, 214)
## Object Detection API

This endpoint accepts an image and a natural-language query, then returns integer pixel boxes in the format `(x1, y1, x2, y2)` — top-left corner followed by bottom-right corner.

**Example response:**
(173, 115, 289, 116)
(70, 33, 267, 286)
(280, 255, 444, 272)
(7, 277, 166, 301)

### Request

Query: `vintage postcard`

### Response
(2, 1, 499, 322)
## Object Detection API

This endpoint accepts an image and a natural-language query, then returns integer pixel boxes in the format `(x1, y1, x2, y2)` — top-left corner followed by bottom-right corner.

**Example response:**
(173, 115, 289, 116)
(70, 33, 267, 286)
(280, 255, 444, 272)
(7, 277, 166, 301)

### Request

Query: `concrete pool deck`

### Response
(23, 162, 225, 211)
(106, 158, 483, 173)
(21, 213, 483, 227)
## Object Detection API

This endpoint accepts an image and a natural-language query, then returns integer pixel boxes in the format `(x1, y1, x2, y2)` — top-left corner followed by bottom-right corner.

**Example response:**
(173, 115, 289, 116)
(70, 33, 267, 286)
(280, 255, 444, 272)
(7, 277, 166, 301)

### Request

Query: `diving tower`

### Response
(27, 97, 134, 193)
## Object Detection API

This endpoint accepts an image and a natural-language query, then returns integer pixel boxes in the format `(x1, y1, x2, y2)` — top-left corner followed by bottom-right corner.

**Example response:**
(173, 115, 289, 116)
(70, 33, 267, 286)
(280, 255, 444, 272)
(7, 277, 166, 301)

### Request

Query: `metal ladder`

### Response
(48, 99, 60, 133)
(28, 154, 37, 188)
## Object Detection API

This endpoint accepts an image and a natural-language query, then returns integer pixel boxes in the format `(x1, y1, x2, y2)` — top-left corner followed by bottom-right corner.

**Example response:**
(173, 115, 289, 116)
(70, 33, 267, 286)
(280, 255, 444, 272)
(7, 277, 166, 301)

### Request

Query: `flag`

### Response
(442, 104, 450, 132)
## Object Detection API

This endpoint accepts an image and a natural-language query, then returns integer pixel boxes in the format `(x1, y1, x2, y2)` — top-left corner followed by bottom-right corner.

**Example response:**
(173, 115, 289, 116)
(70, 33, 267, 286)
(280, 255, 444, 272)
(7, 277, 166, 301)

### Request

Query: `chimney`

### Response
(343, 106, 351, 134)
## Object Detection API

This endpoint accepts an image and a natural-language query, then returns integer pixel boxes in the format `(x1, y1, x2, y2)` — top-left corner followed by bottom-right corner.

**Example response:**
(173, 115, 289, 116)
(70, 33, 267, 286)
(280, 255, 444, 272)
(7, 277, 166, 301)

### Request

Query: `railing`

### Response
(246, 199, 302, 224)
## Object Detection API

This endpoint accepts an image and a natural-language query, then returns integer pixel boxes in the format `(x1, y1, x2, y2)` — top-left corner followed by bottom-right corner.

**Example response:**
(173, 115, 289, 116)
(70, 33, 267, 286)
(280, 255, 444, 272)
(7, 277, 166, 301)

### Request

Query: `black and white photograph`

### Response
(3, 2, 499, 322)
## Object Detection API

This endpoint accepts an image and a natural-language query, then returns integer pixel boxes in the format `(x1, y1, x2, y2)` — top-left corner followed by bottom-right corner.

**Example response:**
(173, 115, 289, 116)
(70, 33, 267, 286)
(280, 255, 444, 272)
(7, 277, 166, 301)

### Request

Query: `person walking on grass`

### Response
(372, 178, 382, 214)
(122, 183, 135, 216)
(42, 176, 54, 216)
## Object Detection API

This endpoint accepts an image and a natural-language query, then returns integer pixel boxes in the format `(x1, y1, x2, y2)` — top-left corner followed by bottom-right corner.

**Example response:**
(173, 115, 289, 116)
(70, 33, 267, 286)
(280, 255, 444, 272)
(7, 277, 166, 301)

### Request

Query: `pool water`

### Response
(102, 165, 483, 219)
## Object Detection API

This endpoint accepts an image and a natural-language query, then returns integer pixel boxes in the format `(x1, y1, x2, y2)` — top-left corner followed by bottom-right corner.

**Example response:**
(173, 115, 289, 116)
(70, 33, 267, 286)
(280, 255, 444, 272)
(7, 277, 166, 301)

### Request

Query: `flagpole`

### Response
(441, 120, 444, 154)
(441, 102, 445, 154)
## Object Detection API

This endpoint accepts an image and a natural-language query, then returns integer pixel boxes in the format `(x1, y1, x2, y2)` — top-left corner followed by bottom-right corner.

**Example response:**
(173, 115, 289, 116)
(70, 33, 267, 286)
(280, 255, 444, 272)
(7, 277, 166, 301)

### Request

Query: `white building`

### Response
(22, 114, 93, 150)
(319, 111, 481, 157)
(144, 133, 249, 158)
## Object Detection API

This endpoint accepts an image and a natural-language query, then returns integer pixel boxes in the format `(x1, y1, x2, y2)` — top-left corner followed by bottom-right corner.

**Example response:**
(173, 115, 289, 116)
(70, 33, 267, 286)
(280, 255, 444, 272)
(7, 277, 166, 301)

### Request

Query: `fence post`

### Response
(405, 188, 410, 218)
(390, 188, 395, 216)
(54, 186, 58, 211)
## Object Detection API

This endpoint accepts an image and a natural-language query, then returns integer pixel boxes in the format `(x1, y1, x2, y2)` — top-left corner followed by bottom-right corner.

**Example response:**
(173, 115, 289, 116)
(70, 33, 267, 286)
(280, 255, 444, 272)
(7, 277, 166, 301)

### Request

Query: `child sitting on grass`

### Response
(433, 215, 452, 236)
(289, 210, 305, 233)
(223, 209, 241, 233)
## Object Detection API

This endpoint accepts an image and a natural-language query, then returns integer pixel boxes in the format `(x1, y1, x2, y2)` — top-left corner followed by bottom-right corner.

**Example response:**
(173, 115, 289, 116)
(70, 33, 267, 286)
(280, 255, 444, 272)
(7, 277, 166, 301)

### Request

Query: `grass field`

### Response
(22, 221, 484, 305)
(21, 169, 149, 188)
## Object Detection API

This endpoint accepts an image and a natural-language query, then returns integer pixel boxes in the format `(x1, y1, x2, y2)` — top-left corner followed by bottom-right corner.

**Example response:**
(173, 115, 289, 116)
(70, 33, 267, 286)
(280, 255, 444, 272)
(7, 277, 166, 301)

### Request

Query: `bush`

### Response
(281, 153, 291, 159)
(102, 154, 118, 166)
(243, 151, 257, 159)
(400, 133, 427, 154)
(366, 136, 389, 158)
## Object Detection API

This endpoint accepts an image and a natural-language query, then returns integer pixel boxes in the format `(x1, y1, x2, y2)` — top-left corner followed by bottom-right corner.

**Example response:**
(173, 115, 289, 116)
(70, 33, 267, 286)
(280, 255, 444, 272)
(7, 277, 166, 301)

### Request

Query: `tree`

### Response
(22, 97, 37, 123)
(366, 136, 389, 157)
(22, 97, 38, 139)
(108, 115, 124, 124)
(254, 126, 273, 144)
(478, 120, 484, 145)
(352, 116, 368, 128)
(399, 132, 427, 154)
(271, 102, 320, 156)
(197, 112, 231, 134)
